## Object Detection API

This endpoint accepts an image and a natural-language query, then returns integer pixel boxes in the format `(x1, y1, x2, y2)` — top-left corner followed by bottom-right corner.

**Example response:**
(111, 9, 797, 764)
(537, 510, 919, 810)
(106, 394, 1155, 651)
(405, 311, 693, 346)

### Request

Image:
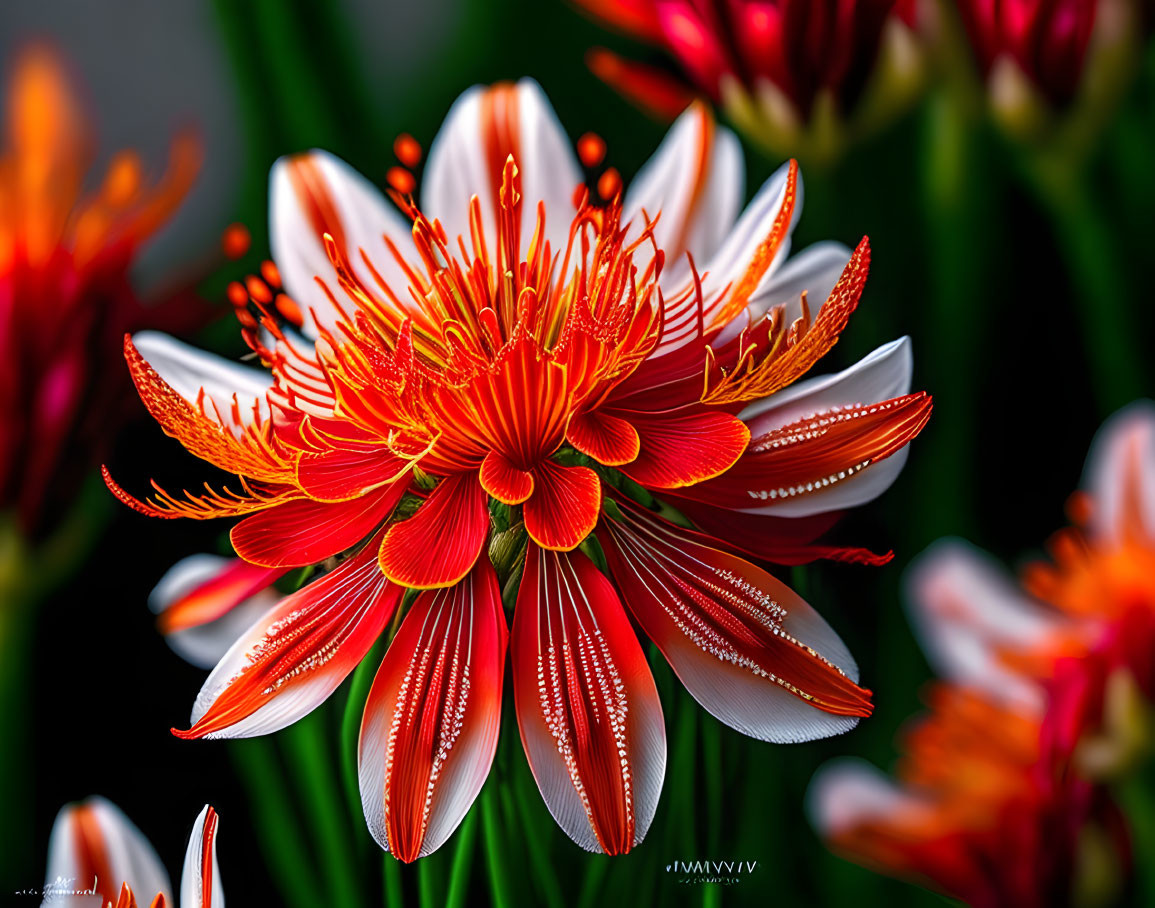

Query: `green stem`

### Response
(510, 771, 565, 908)
(230, 739, 324, 908)
(382, 854, 404, 908)
(340, 634, 389, 826)
(918, 91, 987, 542)
(1025, 159, 1145, 414)
(282, 712, 364, 907)
(445, 809, 479, 908)
(480, 783, 512, 908)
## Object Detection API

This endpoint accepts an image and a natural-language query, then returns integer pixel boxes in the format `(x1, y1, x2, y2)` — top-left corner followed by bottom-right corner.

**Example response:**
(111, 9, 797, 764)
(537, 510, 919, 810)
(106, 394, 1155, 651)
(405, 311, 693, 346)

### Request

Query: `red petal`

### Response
(619, 408, 749, 489)
(598, 500, 872, 742)
(296, 443, 413, 502)
(359, 561, 507, 861)
(512, 545, 665, 854)
(156, 558, 285, 634)
(231, 481, 406, 568)
(479, 449, 534, 504)
(378, 472, 488, 588)
(173, 538, 401, 739)
(523, 461, 602, 551)
(669, 497, 893, 566)
(567, 409, 640, 467)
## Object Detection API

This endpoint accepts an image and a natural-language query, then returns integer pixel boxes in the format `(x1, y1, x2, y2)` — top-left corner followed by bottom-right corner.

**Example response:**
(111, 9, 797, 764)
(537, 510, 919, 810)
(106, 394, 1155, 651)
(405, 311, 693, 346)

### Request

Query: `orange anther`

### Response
(222, 223, 251, 260)
(577, 132, 606, 168)
(597, 167, 622, 201)
(394, 133, 422, 168)
(245, 275, 273, 305)
(387, 166, 416, 195)
(275, 293, 305, 327)
(226, 280, 249, 307)
(260, 259, 282, 288)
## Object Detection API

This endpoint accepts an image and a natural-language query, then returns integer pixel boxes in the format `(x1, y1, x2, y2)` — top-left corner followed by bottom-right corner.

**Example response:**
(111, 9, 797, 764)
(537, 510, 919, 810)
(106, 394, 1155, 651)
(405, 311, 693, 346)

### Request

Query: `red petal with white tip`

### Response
(45, 796, 172, 908)
(378, 472, 489, 588)
(598, 500, 871, 742)
(175, 538, 401, 739)
(359, 562, 507, 861)
(231, 480, 405, 568)
(512, 545, 666, 855)
(681, 392, 932, 516)
(150, 554, 285, 670)
(522, 461, 602, 551)
(180, 806, 224, 908)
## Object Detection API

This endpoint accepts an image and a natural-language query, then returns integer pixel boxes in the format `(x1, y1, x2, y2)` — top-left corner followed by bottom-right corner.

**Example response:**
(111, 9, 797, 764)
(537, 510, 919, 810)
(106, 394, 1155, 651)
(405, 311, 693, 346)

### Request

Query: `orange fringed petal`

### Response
(619, 408, 749, 489)
(123, 336, 294, 485)
(102, 465, 300, 521)
(708, 159, 800, 331)
(378, 472, 489, 588)
(523, 460, 602, 551)
(566, 409, 640, 466)
(702, 236, 871, 406)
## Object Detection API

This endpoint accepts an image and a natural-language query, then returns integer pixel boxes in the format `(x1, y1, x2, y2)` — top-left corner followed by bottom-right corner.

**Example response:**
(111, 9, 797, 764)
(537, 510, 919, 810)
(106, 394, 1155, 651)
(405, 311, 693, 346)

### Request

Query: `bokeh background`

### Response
(2, 0, 1153, 904)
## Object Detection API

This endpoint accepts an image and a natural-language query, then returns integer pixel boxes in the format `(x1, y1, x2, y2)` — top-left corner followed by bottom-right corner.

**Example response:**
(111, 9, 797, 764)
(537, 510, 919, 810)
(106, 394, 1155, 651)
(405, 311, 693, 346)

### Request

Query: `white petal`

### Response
(904, 538, 1058, 709)
(736, 338, 915, 517)
(623, 104, 743, 286)
(749, 240, 851, 324)
(742, 336, 913, 430)
(44, 797, 172, 907)
(1083, 400, 1155, 543)
(806, 758, 923, 837)
(180, 805, 225, 908)
(270, 149, 414, 337)
(697, 161, 801, 315)
(150, 554, 281, 670)
(422, 79, 581, 258)
(132, 331, 272, 427)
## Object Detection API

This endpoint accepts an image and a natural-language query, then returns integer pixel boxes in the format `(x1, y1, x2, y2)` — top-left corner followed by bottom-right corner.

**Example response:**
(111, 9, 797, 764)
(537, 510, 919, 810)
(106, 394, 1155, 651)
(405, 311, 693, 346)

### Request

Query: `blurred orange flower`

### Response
(809, 404, 1155, 905)
(0, 46, 200, 536)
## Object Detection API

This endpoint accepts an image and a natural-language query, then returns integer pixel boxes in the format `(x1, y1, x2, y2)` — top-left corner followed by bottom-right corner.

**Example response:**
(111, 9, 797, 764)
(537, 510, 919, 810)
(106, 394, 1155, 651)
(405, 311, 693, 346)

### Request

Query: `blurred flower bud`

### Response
(579, 1, 928, 164)
(954, 0, 1148, 145)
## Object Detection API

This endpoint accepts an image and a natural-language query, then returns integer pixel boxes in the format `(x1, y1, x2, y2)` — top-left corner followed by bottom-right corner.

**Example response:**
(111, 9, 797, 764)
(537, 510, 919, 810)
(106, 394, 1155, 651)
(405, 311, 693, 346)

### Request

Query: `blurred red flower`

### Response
(577, 1, 923, 158)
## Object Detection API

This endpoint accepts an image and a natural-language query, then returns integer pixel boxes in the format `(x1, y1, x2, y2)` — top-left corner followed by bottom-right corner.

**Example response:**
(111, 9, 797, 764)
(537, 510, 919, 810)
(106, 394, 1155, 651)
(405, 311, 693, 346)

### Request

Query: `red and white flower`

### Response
(42, 797, 223, 908)
(110, 80, 930, 858)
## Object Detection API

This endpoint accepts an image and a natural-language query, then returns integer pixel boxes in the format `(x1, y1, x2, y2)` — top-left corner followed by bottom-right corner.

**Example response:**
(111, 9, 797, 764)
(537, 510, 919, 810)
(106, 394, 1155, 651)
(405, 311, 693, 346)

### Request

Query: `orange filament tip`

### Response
(1066, 490, 1093, 526)
(577, 132, 606, 168)
(226, 280, 249, 307)
(275, 293, 304, 327)
(260, 259, 282, 289)
(387, 166, 416, 195)
(394, 132, 422, 168)
(222, 223, 251, 259)
(597, 167, 622, 201)
(245, 275, 273, 305)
